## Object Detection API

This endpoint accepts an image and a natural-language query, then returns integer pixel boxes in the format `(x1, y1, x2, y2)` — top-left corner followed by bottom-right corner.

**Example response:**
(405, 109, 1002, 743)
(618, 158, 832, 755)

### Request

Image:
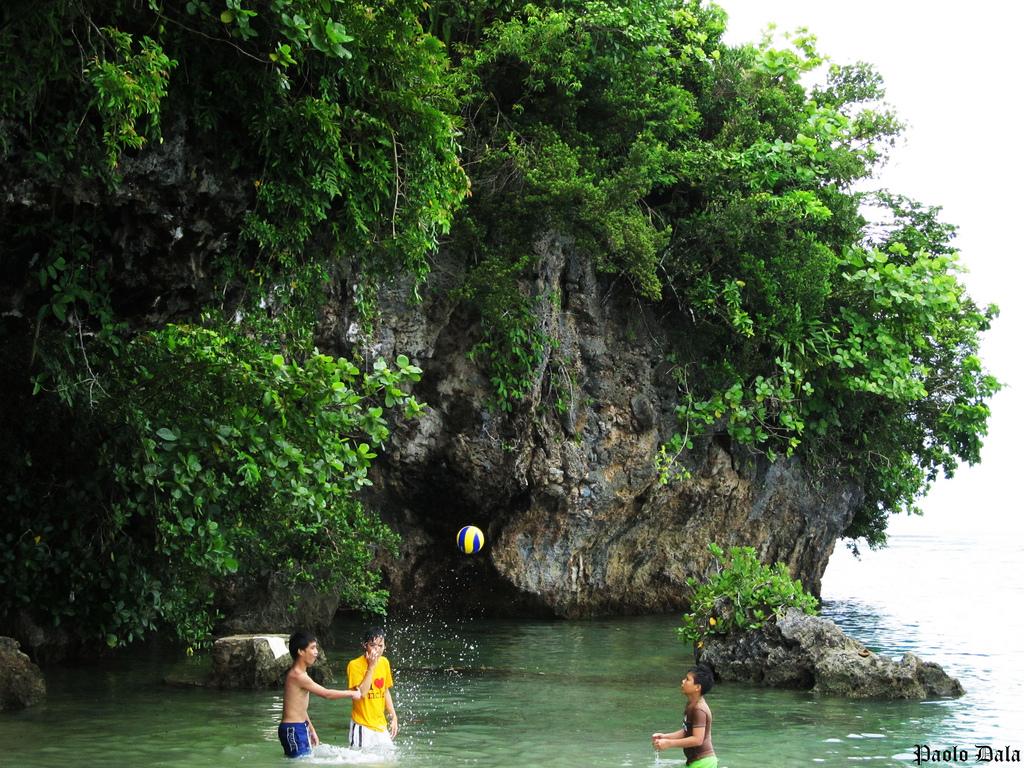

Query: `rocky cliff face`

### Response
(320, 234, 863, 617)
(1, 122, 249, 332)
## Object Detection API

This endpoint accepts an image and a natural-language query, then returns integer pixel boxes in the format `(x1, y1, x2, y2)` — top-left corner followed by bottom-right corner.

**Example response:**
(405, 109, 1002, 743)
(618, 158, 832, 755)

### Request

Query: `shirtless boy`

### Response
(279, 630, 361, 758)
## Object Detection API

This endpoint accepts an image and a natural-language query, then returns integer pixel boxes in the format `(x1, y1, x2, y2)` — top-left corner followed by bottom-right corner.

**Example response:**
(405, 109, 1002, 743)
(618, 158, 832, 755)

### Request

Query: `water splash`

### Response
(307, 742, 397, 765)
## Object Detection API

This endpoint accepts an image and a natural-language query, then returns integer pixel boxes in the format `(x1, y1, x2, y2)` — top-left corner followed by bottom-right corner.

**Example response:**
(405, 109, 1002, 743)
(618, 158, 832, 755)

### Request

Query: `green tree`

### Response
(2, 325, 424, 648)
(0, 0, 467, 648)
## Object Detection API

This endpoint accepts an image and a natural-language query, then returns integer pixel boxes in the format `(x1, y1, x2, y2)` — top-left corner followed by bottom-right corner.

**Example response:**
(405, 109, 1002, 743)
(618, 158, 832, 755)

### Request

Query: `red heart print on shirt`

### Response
(374, 677, 385, 689)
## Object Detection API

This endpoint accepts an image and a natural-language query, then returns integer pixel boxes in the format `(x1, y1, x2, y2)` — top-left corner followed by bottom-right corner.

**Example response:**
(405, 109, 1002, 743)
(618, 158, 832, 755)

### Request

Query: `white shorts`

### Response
(348, 720, 394, 750)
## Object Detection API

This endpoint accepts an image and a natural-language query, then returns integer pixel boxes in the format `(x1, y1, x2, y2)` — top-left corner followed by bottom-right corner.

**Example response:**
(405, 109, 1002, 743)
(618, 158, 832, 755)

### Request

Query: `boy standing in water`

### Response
(346, 626, 399, 749)
(651, 663, 718, 767)
(279, 631, 362, 758)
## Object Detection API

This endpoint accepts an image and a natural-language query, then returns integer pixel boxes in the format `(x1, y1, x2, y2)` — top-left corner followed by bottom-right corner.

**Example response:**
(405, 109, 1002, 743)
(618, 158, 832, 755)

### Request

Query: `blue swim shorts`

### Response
(278, 721, 311, 758)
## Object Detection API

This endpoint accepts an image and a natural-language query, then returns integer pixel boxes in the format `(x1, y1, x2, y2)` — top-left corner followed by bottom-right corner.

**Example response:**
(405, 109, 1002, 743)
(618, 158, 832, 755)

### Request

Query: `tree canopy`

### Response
(0, 0, 998, 649)
(450, 0, 999, 543)
(1, 0, 463, 649)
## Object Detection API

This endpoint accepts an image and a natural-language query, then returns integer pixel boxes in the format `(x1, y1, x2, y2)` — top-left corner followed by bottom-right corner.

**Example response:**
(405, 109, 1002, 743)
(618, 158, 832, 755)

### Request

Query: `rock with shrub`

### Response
(683, 545, 962, 699)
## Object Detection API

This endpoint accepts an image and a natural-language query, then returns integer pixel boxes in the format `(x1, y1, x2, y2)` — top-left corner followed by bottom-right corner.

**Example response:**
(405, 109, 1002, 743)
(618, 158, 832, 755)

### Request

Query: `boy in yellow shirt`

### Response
(346, 626, 398, 749)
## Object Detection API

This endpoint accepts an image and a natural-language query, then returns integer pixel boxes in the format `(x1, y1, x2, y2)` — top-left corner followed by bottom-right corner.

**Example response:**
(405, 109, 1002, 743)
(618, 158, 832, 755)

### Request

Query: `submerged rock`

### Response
(0, 636, 46, 710)
(698, 608, 964, 699)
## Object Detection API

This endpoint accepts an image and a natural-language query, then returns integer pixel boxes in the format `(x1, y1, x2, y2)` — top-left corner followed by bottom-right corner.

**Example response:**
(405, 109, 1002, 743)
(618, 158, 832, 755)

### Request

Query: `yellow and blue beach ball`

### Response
(457, 525, 485, 554)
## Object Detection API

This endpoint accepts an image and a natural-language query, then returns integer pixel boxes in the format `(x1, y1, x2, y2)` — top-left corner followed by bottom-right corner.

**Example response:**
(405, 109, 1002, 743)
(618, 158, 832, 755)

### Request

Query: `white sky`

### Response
(716, 1, 1024, 537)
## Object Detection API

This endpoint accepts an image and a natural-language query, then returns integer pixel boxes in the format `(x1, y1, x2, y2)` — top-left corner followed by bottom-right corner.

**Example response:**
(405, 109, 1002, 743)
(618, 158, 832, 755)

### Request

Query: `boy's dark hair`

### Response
(289, 630, 316, 660)
(688, 663, 715, 694)
(361, 626, 386, 645)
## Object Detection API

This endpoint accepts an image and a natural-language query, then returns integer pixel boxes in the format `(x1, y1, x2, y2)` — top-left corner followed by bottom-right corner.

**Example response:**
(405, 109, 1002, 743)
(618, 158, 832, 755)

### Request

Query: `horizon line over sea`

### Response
(821, 504, 1024, 747)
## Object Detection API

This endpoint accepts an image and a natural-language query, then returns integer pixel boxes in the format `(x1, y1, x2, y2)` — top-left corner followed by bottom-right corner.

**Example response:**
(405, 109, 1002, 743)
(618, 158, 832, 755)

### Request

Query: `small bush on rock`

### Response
(680, 543, 818, 650)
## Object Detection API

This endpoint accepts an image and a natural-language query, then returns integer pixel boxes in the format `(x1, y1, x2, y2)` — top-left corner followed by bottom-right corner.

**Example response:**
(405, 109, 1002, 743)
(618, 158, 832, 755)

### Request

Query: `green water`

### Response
(0, 613, 974, 768)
